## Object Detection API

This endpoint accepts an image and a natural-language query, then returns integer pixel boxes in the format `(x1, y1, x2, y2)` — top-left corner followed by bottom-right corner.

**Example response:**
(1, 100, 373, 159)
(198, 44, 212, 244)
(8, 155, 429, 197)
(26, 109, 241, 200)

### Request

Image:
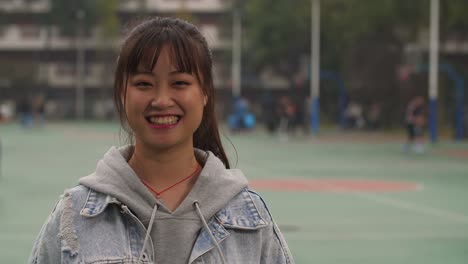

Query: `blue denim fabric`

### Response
(29, 185, 294, 264)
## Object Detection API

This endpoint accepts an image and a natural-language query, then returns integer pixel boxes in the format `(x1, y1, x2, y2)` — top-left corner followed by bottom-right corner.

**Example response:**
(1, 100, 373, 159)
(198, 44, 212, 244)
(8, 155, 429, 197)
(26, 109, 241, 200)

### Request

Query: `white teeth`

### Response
(149, 116, 178, 125)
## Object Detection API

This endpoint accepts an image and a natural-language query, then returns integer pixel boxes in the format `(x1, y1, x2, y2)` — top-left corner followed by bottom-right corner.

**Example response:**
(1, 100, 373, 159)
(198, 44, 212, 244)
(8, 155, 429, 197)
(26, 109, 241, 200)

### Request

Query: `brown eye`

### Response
(134, 81, 152, 89)
(173, 81, 190, 87)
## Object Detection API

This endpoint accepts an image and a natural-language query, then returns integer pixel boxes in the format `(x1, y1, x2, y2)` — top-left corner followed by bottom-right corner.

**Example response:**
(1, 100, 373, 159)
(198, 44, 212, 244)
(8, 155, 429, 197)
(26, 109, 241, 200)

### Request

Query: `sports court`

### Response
(0, 122, 467, 263)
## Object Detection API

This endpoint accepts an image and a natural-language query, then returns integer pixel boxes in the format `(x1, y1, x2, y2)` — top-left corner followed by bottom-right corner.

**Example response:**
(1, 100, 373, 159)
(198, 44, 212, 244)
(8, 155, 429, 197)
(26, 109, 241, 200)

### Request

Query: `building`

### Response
(0, 0, 234, 119)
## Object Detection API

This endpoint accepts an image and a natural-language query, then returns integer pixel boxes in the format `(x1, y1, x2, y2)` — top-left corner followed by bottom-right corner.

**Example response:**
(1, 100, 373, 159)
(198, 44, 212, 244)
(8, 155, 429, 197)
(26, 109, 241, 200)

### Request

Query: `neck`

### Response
(129, 140, 199, 188)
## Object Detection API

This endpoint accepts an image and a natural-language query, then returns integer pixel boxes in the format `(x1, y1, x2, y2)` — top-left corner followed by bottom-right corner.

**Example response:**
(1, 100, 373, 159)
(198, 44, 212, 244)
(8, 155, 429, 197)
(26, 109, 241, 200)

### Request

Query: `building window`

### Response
(20, 24, 41, 39)
(55, 64, 93, 76)
(0, 26, 6, 38)
(55, 64, 75, 77)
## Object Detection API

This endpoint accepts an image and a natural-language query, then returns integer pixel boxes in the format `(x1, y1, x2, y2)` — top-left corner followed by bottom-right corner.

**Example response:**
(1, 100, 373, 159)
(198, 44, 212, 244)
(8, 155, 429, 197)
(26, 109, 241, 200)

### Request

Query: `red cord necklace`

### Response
(140, 164, 201, 198)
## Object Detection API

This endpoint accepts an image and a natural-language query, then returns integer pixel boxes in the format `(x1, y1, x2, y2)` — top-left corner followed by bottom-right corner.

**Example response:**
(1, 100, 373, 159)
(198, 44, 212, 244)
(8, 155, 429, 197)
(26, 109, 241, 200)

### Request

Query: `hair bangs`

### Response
(165, 28, 205, 84)
(125, 30, 167, 75)
(123, 27, 204, 83)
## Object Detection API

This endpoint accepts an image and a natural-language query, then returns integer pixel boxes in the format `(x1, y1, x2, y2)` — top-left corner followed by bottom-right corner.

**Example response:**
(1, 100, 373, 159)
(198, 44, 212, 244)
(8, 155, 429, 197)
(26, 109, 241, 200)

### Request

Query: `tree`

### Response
(322, 0, 427, 126)
(94, 0, 120, 99)
(243, 0, 311, 87)
(95, 0, 120, 41)
(49, 0, 99, 36)
(242, 0, 468, 125)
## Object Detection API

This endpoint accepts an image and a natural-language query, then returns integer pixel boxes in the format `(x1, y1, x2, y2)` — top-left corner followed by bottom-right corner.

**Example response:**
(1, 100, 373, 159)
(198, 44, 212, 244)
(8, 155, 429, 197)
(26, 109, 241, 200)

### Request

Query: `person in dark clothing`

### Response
(17, 96, 33, 128)
(403, 96, 426, 153)
(261, 91, 278, 133)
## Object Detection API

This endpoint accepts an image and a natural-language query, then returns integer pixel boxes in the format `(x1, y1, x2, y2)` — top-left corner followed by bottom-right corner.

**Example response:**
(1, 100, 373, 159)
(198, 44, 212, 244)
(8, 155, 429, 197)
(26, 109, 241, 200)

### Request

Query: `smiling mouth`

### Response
(146, 115, 181, 126)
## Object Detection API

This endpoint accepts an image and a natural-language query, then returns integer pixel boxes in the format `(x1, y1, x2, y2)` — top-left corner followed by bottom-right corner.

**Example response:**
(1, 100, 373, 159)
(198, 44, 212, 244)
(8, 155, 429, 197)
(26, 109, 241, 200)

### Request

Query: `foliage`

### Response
(444, 0, 468, 30)
(322, 0, 426, 48)
(95, 0, 120, 40)
(49, 0, 120, 39)
(49, 0, 98, 36)
(242, 0, 468, 126)
(243, 0, 311, 77)
(242, 0, 468, 80)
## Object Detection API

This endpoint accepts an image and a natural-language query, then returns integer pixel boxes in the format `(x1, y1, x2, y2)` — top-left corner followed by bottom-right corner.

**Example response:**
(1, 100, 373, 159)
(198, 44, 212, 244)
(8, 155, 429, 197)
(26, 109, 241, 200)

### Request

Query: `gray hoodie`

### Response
(79, 146, 248, 264)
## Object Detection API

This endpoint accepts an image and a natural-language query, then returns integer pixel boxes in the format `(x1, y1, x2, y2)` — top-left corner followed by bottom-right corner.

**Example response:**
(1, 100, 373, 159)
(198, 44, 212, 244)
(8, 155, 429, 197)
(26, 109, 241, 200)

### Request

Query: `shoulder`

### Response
(247, 189, 295, 263)
(39, 185, 91, 231)
(220, 189, 295, 263)
(49, 185, 117, 222)
(46, 185, 88, 215)
(28, 185, 92, 263)
(57, 185, 122, 218)
(246, 189, 274, 221)
(217, 188, 274, 229)
(54, 185, 90, 213)
(64, 185, 91, 201)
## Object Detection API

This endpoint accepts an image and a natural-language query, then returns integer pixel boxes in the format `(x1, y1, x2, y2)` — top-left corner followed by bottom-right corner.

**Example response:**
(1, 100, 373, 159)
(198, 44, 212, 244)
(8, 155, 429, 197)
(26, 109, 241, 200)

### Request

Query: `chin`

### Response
(146, 138, 188, 151)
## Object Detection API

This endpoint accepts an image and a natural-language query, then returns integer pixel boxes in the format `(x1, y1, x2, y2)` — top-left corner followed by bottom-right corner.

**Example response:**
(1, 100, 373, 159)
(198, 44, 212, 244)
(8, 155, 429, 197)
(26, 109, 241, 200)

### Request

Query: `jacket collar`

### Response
(215, 188, 268, 229)
(80, 188, 121, 217)
(189, 189, 268, 262)
(80, 187, 268, 230)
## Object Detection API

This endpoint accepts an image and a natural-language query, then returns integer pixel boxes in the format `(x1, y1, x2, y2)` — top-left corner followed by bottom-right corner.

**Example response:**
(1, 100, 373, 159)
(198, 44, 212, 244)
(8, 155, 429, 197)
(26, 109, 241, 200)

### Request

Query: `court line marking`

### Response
(250, 179, 420, 192)
(256, 178, 468, 225)
(281, 179, 468, 225)
(352, 192, 468, 225)
(284, 231, 468, 241)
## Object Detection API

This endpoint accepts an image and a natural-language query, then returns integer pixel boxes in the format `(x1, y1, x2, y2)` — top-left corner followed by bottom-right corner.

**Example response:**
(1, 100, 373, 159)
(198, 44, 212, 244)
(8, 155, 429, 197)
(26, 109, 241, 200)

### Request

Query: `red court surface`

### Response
(250, 179, 420, 192)
(436, 149, 468, 159)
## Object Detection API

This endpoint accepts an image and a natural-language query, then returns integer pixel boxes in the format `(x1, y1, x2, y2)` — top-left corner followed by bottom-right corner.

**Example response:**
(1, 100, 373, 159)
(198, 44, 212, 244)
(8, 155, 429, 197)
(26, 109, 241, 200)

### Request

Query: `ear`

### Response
(203, 95, 208, 107)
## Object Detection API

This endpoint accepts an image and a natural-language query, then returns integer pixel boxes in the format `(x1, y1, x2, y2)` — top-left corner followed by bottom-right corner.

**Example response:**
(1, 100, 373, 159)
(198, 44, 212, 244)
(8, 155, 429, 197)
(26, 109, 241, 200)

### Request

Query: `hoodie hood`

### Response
(79, 145, 248, 263)
(79, 145, 248, 223)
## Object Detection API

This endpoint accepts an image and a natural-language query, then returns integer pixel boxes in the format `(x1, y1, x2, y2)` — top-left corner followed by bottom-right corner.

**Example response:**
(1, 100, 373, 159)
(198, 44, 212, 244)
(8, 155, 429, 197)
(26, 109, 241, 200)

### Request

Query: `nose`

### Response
(150, 87, 174, 109)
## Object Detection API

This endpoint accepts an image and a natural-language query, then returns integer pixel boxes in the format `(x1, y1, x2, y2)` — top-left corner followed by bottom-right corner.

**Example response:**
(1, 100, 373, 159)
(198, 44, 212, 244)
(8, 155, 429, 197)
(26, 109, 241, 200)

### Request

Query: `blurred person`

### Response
(292, 94, 307, 136)
(277, 95, 296, 140)
(16, 95, 33, 128)
(0, 102, 11, 123)
(403, 96, 426, 154)
(0, 100, 15, 122)
(28, 17, 293, 264)
(344, 101, 365, 129)
(33, 95, 46, 127)
(366, 102, 382, 130)
(261, 91, 278, 133)
(227, 96, 256, 132)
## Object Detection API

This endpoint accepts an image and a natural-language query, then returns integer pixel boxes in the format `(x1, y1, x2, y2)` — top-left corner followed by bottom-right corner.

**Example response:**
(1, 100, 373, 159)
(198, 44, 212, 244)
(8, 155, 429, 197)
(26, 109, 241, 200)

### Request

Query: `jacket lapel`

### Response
(189, 218, 229, 263)
(189, 189, 269, 263)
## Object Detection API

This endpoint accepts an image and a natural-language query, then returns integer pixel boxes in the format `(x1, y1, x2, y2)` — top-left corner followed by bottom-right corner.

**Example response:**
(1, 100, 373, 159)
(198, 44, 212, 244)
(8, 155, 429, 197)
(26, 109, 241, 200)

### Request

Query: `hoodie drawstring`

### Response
(193, 201, 227, 264)
(138, 204, 158, 263)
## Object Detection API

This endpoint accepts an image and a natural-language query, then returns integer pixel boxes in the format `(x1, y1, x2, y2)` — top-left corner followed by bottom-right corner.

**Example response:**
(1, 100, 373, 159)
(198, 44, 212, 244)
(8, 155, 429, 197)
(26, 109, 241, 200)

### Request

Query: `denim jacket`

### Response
(28, 185, 294, 263)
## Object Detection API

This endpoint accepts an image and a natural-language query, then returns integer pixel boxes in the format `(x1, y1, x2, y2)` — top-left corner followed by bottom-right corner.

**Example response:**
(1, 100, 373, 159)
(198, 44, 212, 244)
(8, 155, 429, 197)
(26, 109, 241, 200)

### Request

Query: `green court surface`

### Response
(1, 122, 467, 263)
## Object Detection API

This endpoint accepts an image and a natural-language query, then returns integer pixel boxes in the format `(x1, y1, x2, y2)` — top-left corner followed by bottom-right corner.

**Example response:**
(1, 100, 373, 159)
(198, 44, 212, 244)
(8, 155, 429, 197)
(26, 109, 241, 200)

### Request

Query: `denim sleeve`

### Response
(28, 197, 64, 264)
(248, 191, 295, 264)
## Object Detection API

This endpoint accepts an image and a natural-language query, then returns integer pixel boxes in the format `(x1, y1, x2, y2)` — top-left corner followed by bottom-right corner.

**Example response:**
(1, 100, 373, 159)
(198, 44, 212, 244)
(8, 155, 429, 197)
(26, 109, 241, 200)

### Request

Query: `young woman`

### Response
(28, 17, 294, 264)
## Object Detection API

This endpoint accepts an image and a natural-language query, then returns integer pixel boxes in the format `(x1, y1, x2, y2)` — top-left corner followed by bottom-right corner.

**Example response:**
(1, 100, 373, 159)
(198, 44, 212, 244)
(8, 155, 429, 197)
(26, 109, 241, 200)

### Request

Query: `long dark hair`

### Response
(113, 17, 230, 168)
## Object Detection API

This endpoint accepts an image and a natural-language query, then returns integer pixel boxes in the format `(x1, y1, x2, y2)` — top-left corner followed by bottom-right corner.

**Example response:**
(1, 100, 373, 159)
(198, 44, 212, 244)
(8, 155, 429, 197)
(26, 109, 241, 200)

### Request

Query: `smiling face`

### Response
(113, 17, 230, 168)
(124, 45, 207, 151)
